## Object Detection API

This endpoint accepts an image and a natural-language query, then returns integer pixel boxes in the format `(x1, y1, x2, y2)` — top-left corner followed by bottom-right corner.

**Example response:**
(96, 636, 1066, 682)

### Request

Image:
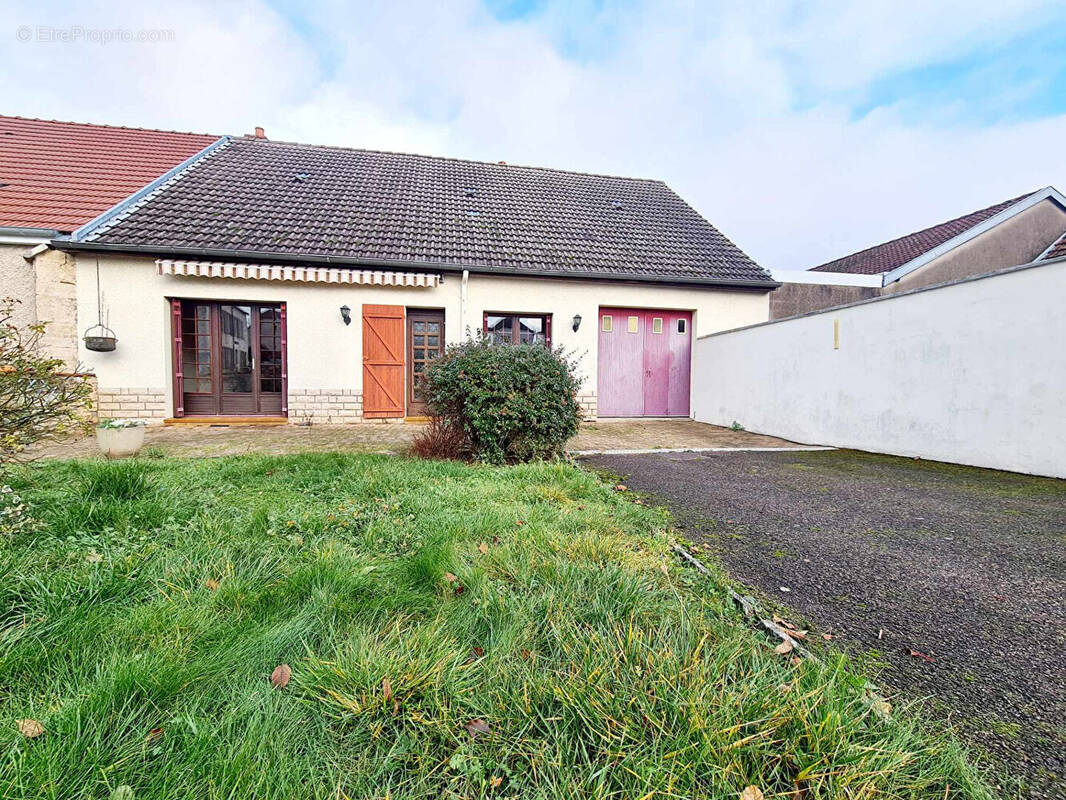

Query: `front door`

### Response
(406, 309, 445, 416)
(174, 300, 286, 417)
(597, 308, 692, 417)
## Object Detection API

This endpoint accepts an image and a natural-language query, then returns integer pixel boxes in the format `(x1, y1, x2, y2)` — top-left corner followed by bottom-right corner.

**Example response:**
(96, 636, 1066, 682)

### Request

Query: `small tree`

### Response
(0, 298, 93, 461)
(422, 336, 582, 463)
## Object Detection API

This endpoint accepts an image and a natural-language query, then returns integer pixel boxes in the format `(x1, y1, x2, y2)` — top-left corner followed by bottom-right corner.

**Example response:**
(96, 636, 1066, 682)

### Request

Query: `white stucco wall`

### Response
(77, 254, 769, 420)
(691, 259, 1066, 478)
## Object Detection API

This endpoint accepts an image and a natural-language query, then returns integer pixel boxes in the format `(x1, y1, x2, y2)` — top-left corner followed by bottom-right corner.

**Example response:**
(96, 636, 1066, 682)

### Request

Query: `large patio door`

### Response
(174, 299, 286, 417)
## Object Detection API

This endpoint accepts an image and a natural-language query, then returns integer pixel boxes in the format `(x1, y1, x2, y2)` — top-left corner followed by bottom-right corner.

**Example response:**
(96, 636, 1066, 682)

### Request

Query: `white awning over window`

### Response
(156, 259, 441, 288)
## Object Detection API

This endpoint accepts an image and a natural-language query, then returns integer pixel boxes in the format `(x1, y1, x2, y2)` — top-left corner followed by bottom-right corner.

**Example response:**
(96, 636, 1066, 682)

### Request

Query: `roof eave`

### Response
(49, 240, 780, 290)
(879, 186, 1066, 286)
(0, 226, 61, 244)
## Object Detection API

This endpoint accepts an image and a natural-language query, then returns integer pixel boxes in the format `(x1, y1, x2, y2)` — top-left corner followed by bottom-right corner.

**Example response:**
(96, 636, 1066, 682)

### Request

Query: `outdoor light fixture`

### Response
(340, 305, 351, 326)
(572, 313, 582, 332)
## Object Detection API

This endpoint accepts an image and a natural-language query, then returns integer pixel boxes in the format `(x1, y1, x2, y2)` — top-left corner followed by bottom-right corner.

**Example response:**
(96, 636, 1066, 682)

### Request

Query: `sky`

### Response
(3, 0, 1066, 269)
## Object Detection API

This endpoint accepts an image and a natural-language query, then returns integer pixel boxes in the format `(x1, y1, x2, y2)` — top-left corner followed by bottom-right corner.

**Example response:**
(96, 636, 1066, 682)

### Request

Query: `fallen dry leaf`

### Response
(659, 564, 669, 576)
(454, 584, 466, 596)
(443, 572, 458, 583)
(86, 550, 103, 563)
(515, 520, 525, 526)
(521, 648, 532, 661)
(907, 648, 935, 663)
(382, 677, 393, 702)
(774, 639, 794, 655)
(146, 727, 164, 742)
(489, 775, 503, 788)
(205, 578, 220, 591)
(740, 786, 764, 800)
(17, 719, 44, 738)
(492, 536, 501, 544)
(464, 718, 491, 736)
(478, 542, 489, 555)
(785, 629, 809, 641)
(790, 656, 803, 667)
(614, 484, 627, 492)
(822, 633, 833, 641)
(270, 664, 292, 689)
(870, 698, 892, 718)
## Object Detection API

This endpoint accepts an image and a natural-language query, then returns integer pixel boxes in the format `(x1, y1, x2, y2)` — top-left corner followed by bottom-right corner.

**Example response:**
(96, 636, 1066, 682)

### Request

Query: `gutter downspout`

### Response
(460, 269, 470, 337)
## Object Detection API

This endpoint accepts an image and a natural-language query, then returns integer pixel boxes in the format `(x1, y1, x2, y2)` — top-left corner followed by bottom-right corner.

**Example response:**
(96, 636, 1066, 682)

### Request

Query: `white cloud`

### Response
(2, 0, 1064, 268)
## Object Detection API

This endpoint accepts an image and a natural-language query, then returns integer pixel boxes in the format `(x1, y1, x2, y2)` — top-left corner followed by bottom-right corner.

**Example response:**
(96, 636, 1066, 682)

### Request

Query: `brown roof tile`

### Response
(86, 137, 773, 286)
(810, 193, 1033, 275)
(0, 116, 219, 232)
(1038, 230, 1066, 261)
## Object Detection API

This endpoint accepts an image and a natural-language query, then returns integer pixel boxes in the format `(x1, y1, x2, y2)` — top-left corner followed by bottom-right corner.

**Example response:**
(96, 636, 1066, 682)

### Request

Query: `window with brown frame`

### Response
(483, 313, 552, 346)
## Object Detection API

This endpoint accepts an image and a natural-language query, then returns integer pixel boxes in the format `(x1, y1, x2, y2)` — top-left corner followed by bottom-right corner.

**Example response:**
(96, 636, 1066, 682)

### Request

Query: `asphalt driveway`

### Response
(584, 449, 1066, 799)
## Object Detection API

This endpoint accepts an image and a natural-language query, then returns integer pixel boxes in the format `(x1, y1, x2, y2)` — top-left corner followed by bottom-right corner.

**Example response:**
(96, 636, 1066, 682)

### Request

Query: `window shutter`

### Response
(362, 304, 405, 418)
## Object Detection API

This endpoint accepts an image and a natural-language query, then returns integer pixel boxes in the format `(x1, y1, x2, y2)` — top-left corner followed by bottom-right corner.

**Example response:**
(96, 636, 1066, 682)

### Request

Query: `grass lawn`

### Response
(1, 454, 992, 799)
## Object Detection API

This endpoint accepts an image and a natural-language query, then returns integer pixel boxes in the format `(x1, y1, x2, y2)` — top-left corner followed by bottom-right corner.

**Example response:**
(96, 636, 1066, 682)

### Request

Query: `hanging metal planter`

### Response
(83, 323, 117, 352)
(84, 258, 117, 351)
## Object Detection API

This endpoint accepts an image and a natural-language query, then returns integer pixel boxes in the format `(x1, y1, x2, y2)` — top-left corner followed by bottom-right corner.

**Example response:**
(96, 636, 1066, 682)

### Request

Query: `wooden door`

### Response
(642, 312, 671, 416)
(597, 309, 645, 417)
(666, 312, 692, 416)
(407, 309, 445, 416)
(362, 304, 405, 418)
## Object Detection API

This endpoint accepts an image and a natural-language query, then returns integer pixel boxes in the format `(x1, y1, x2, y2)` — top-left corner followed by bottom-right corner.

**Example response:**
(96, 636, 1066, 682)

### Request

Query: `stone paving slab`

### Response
(27, 418, 802, 461)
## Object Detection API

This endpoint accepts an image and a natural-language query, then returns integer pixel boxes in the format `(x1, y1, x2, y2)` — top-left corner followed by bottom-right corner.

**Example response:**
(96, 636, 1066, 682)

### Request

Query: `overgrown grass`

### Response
(1, 454, 992, 799)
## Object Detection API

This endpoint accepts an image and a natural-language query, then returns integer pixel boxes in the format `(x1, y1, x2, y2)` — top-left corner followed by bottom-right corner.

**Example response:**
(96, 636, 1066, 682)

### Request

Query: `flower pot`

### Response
(97, 425, 145, 458)
(84, 335, 117, 352)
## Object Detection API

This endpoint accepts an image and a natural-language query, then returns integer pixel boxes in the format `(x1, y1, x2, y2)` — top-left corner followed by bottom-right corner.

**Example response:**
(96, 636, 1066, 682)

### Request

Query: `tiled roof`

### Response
(0, 115, 219, 232)
(810, 193, 1033, 275)
(86, 137, 774, 286)
(1038, 230, 1066, 262)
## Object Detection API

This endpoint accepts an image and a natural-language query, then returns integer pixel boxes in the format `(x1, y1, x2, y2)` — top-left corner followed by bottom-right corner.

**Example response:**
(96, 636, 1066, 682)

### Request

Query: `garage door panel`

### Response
(598, 308, 692, 418)
(667, 311, 692, 416)
(598, 308, 644, 416)
(642, 312, 670, 416)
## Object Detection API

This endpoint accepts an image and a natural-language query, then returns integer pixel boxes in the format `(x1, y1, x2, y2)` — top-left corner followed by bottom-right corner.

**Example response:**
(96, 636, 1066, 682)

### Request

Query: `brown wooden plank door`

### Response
(406, 309, 445, 416)
(362, 304, 405, 418)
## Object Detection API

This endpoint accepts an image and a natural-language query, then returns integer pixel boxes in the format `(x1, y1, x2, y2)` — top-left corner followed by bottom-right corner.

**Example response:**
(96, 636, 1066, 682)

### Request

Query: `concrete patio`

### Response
(28, 418, 808, 461)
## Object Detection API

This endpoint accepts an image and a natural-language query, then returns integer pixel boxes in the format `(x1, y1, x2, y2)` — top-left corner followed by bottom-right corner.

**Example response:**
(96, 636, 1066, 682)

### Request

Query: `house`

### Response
(768, 187, 1066, 318)
(0, 115, 219, 363)
(49, 133, 777, 423)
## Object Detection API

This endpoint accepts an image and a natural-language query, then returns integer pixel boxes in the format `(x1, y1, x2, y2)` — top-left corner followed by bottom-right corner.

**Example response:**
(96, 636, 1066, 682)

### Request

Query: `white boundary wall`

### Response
(692, 259, 1066, 478)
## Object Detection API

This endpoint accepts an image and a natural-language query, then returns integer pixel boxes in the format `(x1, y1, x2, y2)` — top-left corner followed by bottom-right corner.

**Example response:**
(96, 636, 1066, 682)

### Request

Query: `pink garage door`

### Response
(597, 308, 692, 417)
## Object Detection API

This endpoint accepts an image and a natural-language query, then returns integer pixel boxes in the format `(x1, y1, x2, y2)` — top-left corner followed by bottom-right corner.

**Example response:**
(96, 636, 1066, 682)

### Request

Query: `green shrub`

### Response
(423, 337, 582, 463)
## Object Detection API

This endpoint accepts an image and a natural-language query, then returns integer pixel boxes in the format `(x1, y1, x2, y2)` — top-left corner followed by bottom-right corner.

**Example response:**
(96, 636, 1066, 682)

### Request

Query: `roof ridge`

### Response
(811, 189, 1041, 272)
(0, 114, 216, 139)
(231, 136, 667, 185)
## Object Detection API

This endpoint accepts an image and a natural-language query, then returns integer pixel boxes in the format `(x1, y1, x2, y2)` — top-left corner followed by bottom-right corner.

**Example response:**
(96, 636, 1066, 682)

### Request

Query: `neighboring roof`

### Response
(0, 115, 219, 232)
(1037, 229, 1066, 262)
(78, 137, 775, 287)
(810, 192, 1034, 275)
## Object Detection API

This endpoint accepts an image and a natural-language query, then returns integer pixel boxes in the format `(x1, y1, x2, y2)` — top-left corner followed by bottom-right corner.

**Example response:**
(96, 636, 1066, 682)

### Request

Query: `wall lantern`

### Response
(572, 313, 582, 332)
(340, 305, 352, 326)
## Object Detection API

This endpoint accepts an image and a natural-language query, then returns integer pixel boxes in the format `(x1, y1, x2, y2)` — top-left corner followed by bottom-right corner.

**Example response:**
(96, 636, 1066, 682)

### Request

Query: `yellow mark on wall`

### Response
(833, 318, 840, 350)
